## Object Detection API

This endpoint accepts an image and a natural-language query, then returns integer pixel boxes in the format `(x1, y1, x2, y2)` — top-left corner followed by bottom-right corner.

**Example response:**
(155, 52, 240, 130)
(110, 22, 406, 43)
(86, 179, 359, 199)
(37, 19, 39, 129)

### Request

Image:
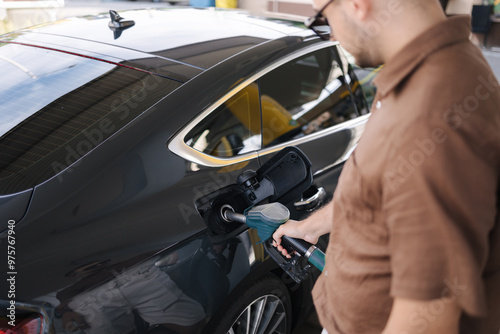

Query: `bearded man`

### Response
(273, 1, 500, 333)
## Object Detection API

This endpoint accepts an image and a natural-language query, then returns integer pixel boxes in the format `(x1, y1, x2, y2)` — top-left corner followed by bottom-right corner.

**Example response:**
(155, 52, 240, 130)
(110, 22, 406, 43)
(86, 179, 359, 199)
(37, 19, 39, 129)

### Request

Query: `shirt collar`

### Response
(373, 15, 472, 99)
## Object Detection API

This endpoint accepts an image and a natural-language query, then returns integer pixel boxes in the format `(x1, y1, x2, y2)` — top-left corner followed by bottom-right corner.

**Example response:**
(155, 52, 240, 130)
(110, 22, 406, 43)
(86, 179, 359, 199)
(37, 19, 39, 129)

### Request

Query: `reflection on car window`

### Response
(338, 46, 377, 111)
(185, 84, 261, 157)
(0, 43, 181, 195)
(258, 47, 359, 147)
(352, 65, 381, 109)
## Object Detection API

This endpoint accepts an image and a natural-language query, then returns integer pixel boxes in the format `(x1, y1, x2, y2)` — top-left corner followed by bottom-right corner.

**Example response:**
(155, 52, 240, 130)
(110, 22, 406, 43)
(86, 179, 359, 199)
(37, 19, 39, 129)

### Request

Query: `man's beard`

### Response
(353, 49, 381, 68)
(340, 14, 383, 68)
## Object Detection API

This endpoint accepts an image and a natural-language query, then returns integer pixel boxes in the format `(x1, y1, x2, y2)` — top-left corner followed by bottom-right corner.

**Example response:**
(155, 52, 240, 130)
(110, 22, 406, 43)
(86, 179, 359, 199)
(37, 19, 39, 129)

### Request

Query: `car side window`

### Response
(258, 46, 359, 148)
(185, 84, 261, 157)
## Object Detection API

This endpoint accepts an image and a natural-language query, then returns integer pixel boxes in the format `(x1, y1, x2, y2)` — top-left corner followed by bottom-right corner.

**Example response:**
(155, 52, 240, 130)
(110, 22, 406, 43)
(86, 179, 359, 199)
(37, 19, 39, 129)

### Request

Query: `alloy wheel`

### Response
(227, 294, 287, 334)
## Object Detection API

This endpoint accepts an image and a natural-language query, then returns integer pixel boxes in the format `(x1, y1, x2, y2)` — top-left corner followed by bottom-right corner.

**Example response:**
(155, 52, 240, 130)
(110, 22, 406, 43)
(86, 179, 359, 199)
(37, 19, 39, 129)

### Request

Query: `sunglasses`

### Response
(304, 0, 335, 41)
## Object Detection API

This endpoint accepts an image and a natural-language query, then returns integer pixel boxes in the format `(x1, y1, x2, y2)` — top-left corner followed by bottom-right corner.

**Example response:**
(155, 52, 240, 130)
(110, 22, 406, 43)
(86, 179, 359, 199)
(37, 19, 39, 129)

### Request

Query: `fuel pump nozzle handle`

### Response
(280, 236, 325, 272)
(223, 203, 325, 272)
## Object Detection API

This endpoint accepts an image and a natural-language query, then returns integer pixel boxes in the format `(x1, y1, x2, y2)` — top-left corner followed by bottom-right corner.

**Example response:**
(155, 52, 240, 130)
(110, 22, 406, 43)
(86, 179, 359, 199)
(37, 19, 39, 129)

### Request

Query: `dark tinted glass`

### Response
(0, 43, 181, 195)
(258, 47, 359, 147)
(185, 84, 261, 157)
(305, 17, 331, 41)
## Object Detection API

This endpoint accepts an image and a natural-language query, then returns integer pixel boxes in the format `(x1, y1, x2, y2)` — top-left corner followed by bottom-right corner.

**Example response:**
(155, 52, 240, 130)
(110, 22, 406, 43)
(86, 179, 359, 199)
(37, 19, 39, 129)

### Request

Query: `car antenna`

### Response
(108, 10, 135, 39)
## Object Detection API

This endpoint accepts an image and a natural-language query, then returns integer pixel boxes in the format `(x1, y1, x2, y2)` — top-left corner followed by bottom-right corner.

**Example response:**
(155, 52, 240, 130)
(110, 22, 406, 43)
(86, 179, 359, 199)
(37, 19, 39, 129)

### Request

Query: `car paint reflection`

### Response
(38, 229, 264, 333)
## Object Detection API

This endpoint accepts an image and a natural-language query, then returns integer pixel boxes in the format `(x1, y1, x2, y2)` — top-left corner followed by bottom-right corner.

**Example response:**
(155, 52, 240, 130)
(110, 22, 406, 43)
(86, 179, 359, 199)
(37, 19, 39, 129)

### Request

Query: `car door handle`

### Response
(294, 187, 326, 211)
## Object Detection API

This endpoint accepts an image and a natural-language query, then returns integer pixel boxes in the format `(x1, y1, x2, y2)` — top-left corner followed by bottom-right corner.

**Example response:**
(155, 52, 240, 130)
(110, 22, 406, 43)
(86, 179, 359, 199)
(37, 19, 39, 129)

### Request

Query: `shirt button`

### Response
(375, 100, 382, 109)
(324, 270, 328, 277)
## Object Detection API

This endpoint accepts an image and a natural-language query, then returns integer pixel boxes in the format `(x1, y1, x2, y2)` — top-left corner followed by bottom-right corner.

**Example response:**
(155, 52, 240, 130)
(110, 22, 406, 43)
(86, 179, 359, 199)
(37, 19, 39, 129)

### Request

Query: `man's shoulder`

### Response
(394, 40, 499, 126)
(411, 41, 489, 88)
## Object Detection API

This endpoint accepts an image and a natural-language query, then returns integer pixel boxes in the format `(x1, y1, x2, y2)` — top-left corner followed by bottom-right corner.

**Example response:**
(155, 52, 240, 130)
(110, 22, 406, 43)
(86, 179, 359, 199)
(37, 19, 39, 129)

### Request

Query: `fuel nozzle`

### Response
(201, 147, 314, 240)
(223, 202, 325, 273)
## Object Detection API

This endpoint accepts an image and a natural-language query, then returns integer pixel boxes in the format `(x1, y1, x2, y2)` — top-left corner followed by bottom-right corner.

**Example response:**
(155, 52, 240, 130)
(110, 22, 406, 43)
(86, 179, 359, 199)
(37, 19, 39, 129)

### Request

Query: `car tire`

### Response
(212, 275, 292, 334)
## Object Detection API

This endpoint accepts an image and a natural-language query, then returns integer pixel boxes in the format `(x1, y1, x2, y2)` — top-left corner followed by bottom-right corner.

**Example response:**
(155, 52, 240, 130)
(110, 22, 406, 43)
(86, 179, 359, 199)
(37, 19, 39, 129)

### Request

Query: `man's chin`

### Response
(353, 55, 382, 69)
(339, 45, 380, 68)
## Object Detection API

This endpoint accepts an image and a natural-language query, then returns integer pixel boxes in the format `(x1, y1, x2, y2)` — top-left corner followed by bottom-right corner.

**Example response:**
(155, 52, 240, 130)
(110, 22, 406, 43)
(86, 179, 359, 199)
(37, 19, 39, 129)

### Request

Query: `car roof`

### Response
(0, 8, 317, 195)
(0, 8, 306, 81)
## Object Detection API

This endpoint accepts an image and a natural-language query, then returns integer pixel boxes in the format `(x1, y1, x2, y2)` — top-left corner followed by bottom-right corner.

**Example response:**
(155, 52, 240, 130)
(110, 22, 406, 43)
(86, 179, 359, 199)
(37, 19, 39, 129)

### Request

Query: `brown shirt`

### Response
(312, 16, 500, 334)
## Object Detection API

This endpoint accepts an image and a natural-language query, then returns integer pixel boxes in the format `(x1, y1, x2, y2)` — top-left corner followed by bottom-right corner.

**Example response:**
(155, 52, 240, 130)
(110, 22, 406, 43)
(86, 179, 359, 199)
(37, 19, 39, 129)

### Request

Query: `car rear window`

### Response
(0, 43, 181, 195)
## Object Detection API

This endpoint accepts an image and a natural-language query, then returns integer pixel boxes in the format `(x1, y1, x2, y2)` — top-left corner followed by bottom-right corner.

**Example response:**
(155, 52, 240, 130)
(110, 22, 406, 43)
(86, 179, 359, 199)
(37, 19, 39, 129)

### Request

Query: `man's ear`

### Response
(347, 0, 373, 21)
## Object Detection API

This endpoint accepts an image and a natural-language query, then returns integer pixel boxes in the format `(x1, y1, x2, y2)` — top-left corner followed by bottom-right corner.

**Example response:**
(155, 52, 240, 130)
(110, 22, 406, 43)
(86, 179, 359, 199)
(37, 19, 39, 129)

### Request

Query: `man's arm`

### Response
(382, 297, 461, 334)
(272, 201, 333, 257)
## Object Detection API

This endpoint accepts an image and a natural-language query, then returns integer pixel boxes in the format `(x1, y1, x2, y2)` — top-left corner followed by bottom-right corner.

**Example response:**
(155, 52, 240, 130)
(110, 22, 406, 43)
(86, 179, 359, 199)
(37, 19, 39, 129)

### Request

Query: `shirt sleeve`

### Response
(382, 119, 497, 318)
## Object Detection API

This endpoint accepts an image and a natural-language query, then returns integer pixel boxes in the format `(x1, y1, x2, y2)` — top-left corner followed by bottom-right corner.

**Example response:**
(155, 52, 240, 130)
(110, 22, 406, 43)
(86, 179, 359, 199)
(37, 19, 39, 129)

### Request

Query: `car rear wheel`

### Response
(213, 275, 292, 334)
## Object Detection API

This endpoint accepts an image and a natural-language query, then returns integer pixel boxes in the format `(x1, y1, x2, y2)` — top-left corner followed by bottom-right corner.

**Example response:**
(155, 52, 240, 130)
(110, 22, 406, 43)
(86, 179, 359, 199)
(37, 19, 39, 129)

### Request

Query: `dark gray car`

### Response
(0, 8, 370, 334)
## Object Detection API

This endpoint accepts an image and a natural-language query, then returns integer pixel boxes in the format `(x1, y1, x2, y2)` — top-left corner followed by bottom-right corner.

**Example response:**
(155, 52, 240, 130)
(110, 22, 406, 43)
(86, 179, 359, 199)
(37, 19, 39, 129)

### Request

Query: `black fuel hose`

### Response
(282, 236, 325, 271)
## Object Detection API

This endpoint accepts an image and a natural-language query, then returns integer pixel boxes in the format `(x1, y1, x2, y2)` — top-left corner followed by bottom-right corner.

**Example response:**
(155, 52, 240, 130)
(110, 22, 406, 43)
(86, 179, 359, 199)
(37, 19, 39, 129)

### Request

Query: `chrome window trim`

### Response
(168, 40, 369, 168)
(258, 113, 369, 158)
(312, 115, 368, 176)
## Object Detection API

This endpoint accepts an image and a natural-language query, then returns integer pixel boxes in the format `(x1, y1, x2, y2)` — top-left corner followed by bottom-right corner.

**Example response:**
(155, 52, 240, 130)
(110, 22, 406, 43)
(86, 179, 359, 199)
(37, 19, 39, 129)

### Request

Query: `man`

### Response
(273, 0, 500, 333)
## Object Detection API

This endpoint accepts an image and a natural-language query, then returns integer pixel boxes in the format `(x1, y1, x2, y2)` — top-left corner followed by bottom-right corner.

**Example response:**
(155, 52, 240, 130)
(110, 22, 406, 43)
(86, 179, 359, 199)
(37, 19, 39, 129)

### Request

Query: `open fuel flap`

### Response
(195, 147, 321, 283)
(196, 147, 312, 239)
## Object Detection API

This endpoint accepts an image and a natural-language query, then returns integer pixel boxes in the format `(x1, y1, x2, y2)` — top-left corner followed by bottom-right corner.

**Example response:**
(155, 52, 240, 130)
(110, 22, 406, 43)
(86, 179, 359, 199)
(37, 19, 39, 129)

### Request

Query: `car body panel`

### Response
(6, 32, 306, 300)
(0, 189, 33, 231)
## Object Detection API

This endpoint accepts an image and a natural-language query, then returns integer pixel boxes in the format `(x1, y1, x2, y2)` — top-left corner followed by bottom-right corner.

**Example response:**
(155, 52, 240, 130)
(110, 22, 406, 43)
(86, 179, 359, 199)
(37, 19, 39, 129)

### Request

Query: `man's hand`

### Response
(272, 219, 320, 258)
(272, 201, 333, 257)
(382, 297, 461, 334)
